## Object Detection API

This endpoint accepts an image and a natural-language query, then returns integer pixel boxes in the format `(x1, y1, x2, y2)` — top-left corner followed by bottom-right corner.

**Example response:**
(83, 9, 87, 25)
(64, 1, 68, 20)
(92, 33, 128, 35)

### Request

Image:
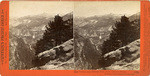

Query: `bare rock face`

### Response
(32, 39, 74, 70)
(105, 58, 140, 70)
(74, 32, 101, 70)
(9, 36, 35, 70)
(99, 39, 140, 70)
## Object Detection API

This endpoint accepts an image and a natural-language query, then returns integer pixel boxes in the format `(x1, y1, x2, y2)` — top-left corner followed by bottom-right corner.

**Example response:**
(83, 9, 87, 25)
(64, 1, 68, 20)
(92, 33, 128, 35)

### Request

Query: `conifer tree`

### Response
(34, 14, 73, 55)
(101, 15, 140, 55)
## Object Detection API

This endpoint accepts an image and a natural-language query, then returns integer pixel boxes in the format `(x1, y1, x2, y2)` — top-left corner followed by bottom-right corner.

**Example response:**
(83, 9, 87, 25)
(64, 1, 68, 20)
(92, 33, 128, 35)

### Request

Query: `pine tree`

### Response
(101, 15, 140, 55)
(34, 14, 73, 55)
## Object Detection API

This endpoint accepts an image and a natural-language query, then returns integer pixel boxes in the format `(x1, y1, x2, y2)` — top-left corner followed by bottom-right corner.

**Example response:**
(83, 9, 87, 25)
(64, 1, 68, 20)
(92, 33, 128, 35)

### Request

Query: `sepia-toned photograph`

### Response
(74, 1, 140, 70)
(9, 1, 140, 70)
(9, 1, 74, 70)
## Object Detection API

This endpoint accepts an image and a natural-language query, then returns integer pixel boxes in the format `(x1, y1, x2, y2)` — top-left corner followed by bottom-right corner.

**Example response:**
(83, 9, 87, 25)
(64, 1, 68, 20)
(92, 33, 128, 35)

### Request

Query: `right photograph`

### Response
(74, 1, 140, 70)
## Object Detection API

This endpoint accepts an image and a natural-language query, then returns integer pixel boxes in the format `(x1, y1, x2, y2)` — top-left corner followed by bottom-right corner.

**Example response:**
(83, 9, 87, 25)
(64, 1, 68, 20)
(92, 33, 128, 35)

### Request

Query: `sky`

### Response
(74, 1, 140, 17)
(10, 1, 140, 18)
(10, 1, 74, 18)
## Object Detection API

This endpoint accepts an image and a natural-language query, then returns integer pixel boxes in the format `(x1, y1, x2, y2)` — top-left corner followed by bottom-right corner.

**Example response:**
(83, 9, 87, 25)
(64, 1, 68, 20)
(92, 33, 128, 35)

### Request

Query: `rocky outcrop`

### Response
(99, 39, 140, 70)
(31, 39, 74, 70)
(105, 58, 140, 70)
(9, 35, 35, 70)
(74, 32, 101, 70)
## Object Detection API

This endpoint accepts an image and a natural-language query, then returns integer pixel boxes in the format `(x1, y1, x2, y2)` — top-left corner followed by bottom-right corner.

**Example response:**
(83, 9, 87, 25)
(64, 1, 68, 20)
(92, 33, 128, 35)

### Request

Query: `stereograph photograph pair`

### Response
(9, 1, 140, 70)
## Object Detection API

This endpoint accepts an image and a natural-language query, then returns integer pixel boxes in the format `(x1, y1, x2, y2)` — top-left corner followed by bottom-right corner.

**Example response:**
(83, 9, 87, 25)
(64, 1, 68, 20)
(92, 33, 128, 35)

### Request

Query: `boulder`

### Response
(99, 39, 140, 70)
(32, 39, 74, 68)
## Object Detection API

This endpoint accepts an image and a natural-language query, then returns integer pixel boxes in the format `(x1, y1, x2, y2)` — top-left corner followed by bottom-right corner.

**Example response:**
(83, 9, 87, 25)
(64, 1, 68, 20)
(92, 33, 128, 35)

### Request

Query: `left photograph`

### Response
(9, 1, 74, 70)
